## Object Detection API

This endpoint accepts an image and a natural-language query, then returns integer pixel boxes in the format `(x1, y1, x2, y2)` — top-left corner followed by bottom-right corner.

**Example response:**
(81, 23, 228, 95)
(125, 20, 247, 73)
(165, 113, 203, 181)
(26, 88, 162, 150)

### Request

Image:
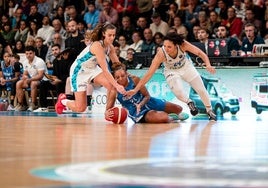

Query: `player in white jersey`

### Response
(55, 23, 126, 114)
(126, 32, 217, 121)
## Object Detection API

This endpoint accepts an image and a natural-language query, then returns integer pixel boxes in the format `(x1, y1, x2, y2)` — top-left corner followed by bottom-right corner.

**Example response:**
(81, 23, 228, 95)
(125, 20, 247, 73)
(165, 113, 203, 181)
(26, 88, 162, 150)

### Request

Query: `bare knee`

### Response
(145, 111, 169, 123)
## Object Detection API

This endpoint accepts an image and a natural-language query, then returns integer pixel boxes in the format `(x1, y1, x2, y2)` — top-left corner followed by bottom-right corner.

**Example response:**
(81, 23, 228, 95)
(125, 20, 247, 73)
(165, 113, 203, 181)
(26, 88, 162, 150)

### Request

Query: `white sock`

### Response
(61, 99, 69, 106)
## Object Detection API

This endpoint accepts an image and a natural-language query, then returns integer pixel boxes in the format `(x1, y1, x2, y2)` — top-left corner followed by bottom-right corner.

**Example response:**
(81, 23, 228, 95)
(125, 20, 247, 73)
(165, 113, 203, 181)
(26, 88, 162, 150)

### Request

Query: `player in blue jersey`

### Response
(105, 63, 189, 123)
(125, 32, 217, 121)
(55, 23, 126, 114)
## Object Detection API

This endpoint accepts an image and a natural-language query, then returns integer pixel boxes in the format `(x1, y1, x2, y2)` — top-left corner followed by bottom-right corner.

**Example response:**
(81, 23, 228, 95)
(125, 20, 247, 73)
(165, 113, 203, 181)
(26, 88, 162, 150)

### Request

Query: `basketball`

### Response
(111, 106, 128, 124)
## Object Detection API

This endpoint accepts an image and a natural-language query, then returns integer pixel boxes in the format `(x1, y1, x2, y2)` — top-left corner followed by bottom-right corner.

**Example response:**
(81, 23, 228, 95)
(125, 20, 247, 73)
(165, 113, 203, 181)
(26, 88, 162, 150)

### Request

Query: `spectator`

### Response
(14, 19, 29, 44)
(51, 18, 67, 42)
(19, 0, 31, 16)
(135, 16, 149, 39)
(149, 12, 170, 36)
(36, 15, 54, 45)
(25, 36, 36, 47)
(184, 0, 202, 31)
(113, 41, 126, 63)
(34, 37, 49, 62)
(217, 0, 228, 20)
(26, 4, 44, 29)
(0, 32, 13, 57)
(37, 0, 50, 16)
(117, 35, 129, 60)
(52, 6, 65, 27)
(196, 10, 210, 31)
(232, 0, 246, 21)
(242, 8, 262, 36)
(216, 25, 241, 56)
(0, 52, 21, 109)
(1, 22, 15, 46)
(27, 19, 40, 40)
(129, 31, 143, 52)
(221, 7, 243, 39)
(123, 48, 137, 69)
(188, 24, 201, 42)
(35, 45, 74, 112)
(112, 0, 137, 22)
(99, 0, 119, 25)
(47, 0, 64, 20)
(153, 31, 164, 51)
(197, 28, 210, 54)
(46, 33, 65, 67)
(141, 28, 156, 57)
(166, 2, 179, 27)
(116, 15, 136, 45)
(207, 10, 221, 38)
(10, 7, 27, 30)
(172, 15, 188, 39)
(239, 23, 265, 56)
(13, 40, 25, 54)
(149, 0, 168, 22)
(83, 0, 100, 30)
(244, 0, 264, 22)
(64, 20, 86, 56)
(14, 45, 48, 111)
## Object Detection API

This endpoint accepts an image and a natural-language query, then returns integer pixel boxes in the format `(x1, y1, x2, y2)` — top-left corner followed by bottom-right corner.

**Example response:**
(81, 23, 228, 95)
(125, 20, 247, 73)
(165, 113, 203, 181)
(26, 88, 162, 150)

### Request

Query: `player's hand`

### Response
(125, 89, 137, 98)
(206, 66, 216, 74)
(105, 108, 114, 121)
(116, 85, 126, 95)
(135, 103, 141, 114)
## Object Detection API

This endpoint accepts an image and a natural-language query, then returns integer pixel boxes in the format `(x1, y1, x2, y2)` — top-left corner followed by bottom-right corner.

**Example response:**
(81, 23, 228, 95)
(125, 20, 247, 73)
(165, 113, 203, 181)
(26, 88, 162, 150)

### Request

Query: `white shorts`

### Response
(164, 62, 199, 84)
(69, 64, 102, 92)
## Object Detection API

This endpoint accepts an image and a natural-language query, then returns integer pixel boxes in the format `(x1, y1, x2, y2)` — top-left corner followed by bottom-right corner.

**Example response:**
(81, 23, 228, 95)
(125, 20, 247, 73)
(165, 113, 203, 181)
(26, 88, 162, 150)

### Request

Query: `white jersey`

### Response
(69, 41, 110, 92)
(161, 45, 199, 83)
(161, 45, 192, 70)
(23, 56, 48, 81)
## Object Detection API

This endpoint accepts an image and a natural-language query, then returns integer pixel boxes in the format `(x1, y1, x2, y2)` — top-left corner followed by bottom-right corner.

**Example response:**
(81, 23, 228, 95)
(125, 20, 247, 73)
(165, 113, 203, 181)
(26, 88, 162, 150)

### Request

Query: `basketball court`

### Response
(0, 110, 268, 188)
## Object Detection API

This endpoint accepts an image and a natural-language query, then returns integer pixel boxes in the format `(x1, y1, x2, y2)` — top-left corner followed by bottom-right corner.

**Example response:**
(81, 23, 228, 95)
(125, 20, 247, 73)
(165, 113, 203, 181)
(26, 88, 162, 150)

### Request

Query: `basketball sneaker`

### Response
(207, 110, 217, 121)
(169, 112, 189, 121)
(187, 101, 198, 116)
(55, 93, 67, 114)
(178, 112, 189, 121)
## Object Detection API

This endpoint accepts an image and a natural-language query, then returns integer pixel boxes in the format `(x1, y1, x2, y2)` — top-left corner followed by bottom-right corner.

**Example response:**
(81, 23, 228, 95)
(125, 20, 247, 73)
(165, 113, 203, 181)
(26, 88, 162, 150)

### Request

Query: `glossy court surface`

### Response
(0, 111, 267, 188)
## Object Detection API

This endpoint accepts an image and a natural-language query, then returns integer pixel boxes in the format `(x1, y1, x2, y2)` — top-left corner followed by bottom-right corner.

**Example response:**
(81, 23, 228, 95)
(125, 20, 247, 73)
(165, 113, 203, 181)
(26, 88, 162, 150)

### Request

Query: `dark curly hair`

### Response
(163, 32, 185, 45)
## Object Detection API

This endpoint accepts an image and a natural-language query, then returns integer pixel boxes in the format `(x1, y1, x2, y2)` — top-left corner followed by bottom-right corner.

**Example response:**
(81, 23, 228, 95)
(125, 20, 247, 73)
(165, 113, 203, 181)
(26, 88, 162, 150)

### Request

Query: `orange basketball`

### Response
(111, 106, 128, 124)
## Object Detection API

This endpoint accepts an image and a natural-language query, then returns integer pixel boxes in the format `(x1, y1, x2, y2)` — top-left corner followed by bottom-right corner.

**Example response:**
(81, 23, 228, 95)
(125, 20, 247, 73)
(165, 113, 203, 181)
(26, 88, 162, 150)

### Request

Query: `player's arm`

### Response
(125, 49, 164, 97)
(182, 40, 215, 74)
(131, 75, 150, 111)
(91, 42, 125, 94)
(105, 87, 117, 121)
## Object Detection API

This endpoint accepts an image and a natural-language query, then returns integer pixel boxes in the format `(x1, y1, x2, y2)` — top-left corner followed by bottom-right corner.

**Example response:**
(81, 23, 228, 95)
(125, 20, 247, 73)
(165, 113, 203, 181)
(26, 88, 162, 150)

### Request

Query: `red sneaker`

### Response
(55, 93, 67, 114)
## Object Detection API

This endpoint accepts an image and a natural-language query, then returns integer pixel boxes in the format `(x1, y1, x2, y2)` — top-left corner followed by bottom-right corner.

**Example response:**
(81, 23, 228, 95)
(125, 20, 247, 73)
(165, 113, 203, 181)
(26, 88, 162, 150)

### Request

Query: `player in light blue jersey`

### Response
(55, 23, 126, 114)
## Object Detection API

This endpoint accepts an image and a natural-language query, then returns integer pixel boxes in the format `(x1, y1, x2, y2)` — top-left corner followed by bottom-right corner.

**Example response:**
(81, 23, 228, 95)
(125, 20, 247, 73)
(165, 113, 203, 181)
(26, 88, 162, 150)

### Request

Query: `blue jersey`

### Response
(0, 61, 14, 90)
(117, 76, 166, 123)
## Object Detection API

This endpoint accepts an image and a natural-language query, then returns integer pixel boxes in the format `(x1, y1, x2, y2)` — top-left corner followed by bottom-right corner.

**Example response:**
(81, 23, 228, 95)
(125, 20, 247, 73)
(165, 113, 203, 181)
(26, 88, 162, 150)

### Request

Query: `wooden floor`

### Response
(0, 111, 268, 188)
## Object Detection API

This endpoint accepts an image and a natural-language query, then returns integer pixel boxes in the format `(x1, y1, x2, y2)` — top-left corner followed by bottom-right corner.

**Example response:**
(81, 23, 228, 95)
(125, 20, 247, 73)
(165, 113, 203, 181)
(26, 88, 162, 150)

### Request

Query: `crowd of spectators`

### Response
(0, 0, 268, 111)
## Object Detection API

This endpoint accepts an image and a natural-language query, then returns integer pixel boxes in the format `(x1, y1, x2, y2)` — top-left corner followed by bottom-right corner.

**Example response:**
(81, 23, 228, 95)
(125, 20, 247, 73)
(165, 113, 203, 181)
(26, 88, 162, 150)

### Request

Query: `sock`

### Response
(61, 99, 71, 106)
(66, 94, 75, 100)
(87, 95, 92, 106)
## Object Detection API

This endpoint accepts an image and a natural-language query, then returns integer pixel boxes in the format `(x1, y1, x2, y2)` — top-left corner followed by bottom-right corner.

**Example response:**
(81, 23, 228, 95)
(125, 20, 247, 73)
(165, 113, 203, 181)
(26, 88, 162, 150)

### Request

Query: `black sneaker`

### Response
(187, 101, 198, 116)
(207, 110, 217, 121)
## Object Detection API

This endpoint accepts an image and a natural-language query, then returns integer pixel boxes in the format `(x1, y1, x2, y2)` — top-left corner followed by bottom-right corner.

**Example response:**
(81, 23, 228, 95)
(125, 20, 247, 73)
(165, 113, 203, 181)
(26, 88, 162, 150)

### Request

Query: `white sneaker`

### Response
(7, 104, 15, 111)
(62, 107, 72, 113)
(33, 107, 48, 112)
(82, 106, 92, 114)
(27, 103, 37, 112)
